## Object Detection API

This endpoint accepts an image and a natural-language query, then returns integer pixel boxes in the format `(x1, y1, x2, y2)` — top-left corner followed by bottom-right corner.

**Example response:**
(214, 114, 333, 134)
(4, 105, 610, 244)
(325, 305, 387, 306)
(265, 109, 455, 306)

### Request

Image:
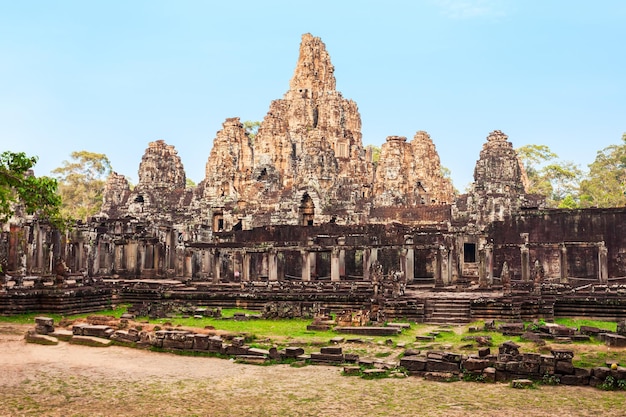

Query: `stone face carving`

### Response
(98, 35, 539, 234)
(454, 130, 544, 227)
(100, 172, 131, 218)
(373, 132, 454, 206)
(201, 33, 372, 228)
(138, 140, 186, 189)
(107, 140, 193, 223)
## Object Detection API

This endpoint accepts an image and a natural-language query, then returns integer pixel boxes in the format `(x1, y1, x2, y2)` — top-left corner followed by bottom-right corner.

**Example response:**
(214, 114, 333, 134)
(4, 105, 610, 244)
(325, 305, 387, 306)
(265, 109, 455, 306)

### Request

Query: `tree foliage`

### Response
(0, 151, 63, 226)
(578, 134, 626, 208)
(516, 144, 582, 208)
(243, 120, 261, 141)
(52, 151, 112, 221)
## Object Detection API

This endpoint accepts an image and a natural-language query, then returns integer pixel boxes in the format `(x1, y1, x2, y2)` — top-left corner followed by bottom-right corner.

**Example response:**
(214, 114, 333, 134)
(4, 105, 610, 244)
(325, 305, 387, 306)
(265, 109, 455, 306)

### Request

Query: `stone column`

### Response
(301, 249, 311, 281)
(337, 237, 346, 278)
(436, 246, 449, 287)
(242, 252, 251, 281)
(212, 249, 221, 284)
(559, 244, 568, 283)
(363, 248, 371, 281)
(520, 244, 530, 282)
(331, 247, 340, 282)
(478, 247, 487, 288)
(441, 246, 452, 286)
(366, 247, 378, 280)
(404, 241, 414, 284)
(479, 243, 494, 288)
(486, 243, 493, 285)
(184, 251, 192, 278)
(598, 242, 608, 283)
(268, 250, 278, 281)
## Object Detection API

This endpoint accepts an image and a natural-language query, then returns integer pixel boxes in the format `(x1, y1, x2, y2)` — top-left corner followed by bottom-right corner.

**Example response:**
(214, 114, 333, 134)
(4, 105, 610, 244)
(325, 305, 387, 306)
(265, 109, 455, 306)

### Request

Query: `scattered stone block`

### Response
(321, 346, 342, 355)
(343, 366, 361, 376)
(329, 336, 345, 344)
(604, 333, 626, 347)
(426, 360, 460, 373)
(34, 317, 55, 335)
(284, 346, 305, 358)
(400, 356, 427, 372)
(70, 335, 112, 347)
(50, 329, 73, 342)
(482, 367, 496, 383)
(463, 358, 491, 371)
(511, 379, 534, 389)
(423, 372, 457, 382)
(555, 361, 575, 375)
(579, 325, 601, 336)
(247, 347, 270, 357)
(386, 322, 411, 329)
(362, 369, 387, 378)
(236, 355, 268, 364)
(416, 335, 435, 342)
(478, 347, 490, 357)
(551, 349, 574, 361)
(25, 331, 58, 345)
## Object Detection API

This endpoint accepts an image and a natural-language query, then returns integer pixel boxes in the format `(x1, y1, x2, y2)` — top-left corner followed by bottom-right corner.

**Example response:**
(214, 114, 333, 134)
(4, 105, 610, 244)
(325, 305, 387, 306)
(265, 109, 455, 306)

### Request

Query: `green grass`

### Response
(553, 318, 617, 332)
(0, 304, 129, 324)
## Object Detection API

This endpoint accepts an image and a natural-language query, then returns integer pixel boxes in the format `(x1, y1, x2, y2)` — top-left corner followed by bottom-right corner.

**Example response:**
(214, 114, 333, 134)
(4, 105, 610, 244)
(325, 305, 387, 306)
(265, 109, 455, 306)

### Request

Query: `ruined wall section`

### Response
(373, 132, 454, 207)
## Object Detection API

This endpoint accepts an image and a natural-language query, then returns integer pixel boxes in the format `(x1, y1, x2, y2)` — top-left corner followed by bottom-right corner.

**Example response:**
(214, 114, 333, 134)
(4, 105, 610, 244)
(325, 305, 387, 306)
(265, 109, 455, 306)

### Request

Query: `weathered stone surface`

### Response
(320, 346, 342, 355)
(284, 346, 305, 358)
(511, 379, 534, 389)
(463, 358, 491, 371)
(426, 360, 460, 373)
(200, 33, 371, 228)
(400, 356, 428, 372)
(551, 349, 574, 361)
(454, 130, 544, 226)
(25, 331, 58, 345)
(70, 335, 112, 347)
(604, 333, 626, 347)
(373, 132, 454, 207)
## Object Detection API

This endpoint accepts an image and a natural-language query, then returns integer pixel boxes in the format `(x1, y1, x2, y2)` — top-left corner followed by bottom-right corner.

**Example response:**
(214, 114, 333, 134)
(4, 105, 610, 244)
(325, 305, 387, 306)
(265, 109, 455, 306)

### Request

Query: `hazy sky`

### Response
(1, 0, 625, 189)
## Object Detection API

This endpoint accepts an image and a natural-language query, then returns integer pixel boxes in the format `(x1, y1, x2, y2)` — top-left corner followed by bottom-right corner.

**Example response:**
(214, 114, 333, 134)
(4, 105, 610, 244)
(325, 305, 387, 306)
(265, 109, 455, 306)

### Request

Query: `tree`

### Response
(52, 151, 112, 221)
(0, 151, 63, 226)
(516, 144, 582, 208)
(243, 120, 261, 141)
(579, 134, 626, 208)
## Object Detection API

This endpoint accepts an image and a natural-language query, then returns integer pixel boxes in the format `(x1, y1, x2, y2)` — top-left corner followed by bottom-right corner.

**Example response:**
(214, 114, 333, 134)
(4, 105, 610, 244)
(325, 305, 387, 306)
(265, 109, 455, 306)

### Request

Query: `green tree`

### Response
(52, 151, 112, 221)
(579, 134, 626, 208)
(243, 120, 261, 141)
(516, 144, 582, 208)
(0, 151, 63, 226)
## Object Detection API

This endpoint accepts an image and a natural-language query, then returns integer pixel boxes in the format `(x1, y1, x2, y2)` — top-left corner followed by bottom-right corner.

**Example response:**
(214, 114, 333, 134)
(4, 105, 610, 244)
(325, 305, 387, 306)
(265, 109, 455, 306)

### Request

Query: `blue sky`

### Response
(1, 0, 625, 190)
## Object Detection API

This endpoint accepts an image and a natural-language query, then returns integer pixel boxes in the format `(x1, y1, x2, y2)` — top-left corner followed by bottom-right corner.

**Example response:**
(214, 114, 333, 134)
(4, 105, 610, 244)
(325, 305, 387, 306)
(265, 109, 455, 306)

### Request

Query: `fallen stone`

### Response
(70, 335, 112, 347)
(511, 379, 534, 389)
(50, 329, 73, 342)
(25, 331, 58, 345)
(343, 366, 361, 376)
(423, 372, 457, 382)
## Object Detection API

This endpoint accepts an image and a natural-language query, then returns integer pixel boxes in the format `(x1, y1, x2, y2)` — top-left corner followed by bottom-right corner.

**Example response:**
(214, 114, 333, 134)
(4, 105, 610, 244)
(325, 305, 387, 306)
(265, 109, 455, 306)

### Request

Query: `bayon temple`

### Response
(2, 34, 626, 321)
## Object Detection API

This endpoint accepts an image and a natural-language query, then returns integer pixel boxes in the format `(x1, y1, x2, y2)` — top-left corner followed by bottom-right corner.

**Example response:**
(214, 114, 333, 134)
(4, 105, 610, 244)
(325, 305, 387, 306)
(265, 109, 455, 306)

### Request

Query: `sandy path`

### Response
(1, 324, 625, 417)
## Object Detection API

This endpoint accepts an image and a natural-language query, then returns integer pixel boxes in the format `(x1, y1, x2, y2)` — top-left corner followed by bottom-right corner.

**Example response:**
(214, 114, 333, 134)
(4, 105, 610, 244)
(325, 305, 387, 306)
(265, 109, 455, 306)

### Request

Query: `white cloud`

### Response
(433, 0, 510, 19)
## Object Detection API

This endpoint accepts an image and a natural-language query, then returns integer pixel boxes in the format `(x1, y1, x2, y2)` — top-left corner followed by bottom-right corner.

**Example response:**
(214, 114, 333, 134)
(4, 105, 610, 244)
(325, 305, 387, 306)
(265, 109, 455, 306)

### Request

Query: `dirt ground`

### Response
(1, 323, 625, 417)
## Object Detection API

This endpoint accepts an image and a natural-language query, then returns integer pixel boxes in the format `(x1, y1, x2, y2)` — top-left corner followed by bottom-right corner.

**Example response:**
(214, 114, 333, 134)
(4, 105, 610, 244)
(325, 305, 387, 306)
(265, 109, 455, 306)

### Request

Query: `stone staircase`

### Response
(425, 298, 472, 324)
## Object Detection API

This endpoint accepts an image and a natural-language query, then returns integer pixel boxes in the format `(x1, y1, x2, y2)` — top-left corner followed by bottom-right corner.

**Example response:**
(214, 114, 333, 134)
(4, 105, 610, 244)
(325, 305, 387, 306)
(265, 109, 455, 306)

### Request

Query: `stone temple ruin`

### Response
(1, 33, 626, 322)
